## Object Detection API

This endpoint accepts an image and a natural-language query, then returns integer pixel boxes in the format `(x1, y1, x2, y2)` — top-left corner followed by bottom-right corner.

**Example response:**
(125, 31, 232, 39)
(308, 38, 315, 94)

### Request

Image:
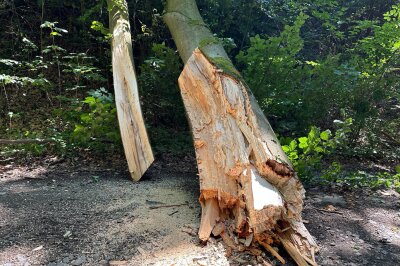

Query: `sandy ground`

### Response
(0, 159, 399, 266)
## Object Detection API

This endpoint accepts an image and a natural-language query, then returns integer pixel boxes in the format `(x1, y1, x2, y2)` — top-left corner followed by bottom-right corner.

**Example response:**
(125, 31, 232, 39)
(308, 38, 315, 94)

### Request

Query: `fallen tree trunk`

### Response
(107, 0, 154, 181)
(164, 1, 318, 264)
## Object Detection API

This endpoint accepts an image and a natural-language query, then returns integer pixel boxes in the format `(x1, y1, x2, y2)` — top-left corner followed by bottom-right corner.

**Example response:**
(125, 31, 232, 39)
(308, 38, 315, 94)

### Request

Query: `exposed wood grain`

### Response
(108, 0, 154, 181)
(178, 49, 318, 265)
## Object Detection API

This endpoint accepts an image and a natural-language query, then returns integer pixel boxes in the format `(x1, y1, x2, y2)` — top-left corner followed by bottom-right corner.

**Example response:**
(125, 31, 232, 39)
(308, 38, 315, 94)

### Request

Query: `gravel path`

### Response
(0, 162, 399, 266)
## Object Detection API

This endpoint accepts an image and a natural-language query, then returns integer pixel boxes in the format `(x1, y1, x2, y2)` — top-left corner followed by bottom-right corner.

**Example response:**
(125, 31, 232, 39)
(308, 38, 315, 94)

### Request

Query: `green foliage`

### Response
(236, 13, 311, 133)
(40, 21, 68, 37)
(149, 127, 192, 155)
(0, 0, 398, 175)
(321, 164, 400, 193)
(90, 21, 112, 41)
(281, 118, 352, 178)
(62, 52, 106, 93)
(138, 43, 192, 154)
(236, 4, 399, 164)
(356, 4, 400, 70)
(71, 88, 121, 152)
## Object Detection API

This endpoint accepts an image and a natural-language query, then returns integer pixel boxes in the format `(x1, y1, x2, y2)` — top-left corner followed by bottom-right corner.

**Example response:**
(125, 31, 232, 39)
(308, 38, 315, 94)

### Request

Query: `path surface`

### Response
(0, 161, 399, 266)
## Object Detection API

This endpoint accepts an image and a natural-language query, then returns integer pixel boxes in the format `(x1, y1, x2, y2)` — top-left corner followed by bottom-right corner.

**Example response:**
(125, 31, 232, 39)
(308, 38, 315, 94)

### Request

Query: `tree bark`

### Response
(164, 1, 318, 264)
(107, 0, 154, 181)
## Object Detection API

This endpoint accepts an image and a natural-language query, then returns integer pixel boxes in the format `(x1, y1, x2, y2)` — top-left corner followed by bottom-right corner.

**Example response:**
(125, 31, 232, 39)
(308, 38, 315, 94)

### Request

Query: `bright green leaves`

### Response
(72, 88, 120, 152)
(90, 21, 112, 41)
(82, 96, 96, 106)
(298, 137, 308, 149)
(383, 4, 400, 22)
(282, 140, 299, 167)
(282, 140, 299, 161)
(357, 4, 400, 71)
(281, 122, 351, 180)
(320, 130, 330, 141)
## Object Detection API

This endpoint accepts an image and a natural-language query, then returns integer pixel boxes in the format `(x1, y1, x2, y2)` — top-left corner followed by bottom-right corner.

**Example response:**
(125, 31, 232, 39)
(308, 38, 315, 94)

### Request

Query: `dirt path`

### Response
(0, 161, 399, 266)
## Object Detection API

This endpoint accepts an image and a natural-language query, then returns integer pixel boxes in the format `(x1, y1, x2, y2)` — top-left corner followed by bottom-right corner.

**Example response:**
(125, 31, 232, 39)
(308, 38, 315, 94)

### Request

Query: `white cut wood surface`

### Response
(110, 13, 154, 181)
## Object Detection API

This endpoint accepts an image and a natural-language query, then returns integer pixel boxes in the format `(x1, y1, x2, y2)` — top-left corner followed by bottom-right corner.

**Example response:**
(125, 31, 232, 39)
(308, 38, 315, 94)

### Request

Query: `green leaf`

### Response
(320, 130, 330, 141)
(73, 124, 84, 133)
(80, 113, 91, 123)
(308, 126, 318, 140)
(298, 137, 308, 143)
(298, 141, 308, 149)
(289, 152, 298, 159)
(289, 140, 297, 150)
(395, 165, 400, 173)
(83, 96, 96, 105)
(282, 145, 290, 153)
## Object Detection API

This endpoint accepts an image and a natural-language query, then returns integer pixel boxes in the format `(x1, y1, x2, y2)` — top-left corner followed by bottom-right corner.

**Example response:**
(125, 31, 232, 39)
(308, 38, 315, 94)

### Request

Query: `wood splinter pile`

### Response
(178, 49, 319, 266)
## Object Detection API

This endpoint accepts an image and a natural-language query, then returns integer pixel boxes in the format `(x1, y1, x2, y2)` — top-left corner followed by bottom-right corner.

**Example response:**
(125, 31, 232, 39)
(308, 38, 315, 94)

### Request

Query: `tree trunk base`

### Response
(178, 49, 318, 265)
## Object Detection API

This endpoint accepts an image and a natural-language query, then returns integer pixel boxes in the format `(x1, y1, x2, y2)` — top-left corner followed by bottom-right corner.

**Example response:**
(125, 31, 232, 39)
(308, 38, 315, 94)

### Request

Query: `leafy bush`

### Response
(281, 118, 353, 179)
(237, 5, 400, 162)
(71, 88, 121, 152)
(138, 43, 191, 154)
(236, 13, 309, 133)
(321, 165, 400, 193)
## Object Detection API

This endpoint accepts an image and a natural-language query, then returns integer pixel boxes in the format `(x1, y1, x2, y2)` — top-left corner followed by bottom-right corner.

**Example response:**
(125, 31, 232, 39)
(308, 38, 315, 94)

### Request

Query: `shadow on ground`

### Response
(0, 162, 399, 266)
(303, 187, 400, 266)
(0, 164, 205, 265)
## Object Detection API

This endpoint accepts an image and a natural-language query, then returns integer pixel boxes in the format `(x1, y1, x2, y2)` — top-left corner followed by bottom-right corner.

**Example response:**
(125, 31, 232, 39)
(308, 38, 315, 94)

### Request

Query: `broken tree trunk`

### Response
(164, 0, 318, 264)
(107, 0, 154, 181)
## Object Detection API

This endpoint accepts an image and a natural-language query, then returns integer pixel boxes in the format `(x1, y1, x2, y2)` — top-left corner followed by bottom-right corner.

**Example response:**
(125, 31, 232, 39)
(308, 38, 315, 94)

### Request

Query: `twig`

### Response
(0, 139, 56, 145)
(168, 210, 179, 216)
(315, 207, 344, 215)
(149, 203, 188, 209)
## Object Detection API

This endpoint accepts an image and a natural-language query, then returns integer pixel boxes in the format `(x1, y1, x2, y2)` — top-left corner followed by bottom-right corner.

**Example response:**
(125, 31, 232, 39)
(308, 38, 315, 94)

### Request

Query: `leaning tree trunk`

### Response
(107, 0, 154, 181)
(164, 1, 318, 265)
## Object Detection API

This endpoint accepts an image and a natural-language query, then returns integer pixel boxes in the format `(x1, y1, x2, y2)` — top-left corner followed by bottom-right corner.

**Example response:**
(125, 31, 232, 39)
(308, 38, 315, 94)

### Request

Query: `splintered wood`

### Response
(178, 49, 318, 265)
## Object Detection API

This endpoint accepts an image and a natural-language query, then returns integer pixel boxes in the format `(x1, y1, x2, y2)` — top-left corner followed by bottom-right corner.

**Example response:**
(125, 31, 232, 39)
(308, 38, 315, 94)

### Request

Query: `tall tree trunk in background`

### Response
(107, 0, 154, 181)
(164, 1, 318, 265)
